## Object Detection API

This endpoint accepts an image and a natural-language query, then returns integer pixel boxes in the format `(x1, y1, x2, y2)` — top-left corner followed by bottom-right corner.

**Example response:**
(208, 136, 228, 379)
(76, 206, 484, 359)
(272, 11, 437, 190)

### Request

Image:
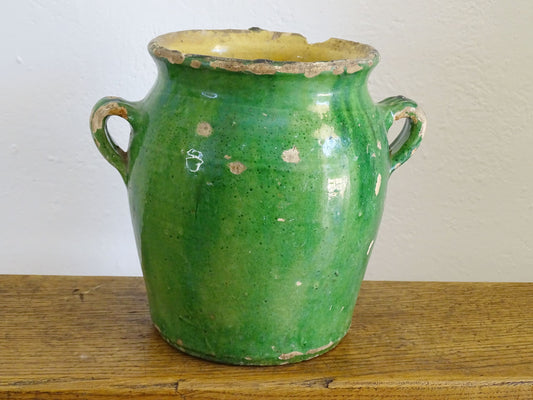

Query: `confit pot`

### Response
(90, 28, 426, 365)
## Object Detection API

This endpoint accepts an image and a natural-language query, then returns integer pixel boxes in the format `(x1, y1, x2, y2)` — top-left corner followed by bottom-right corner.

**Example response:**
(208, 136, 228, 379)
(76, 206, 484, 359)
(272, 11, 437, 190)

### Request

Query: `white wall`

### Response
(1, 0, 532, 281)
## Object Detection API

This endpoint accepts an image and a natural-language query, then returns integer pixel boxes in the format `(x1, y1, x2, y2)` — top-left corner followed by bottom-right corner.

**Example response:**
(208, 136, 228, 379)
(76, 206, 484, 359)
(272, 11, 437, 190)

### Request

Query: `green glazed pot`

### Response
(90, 29, 426, 365)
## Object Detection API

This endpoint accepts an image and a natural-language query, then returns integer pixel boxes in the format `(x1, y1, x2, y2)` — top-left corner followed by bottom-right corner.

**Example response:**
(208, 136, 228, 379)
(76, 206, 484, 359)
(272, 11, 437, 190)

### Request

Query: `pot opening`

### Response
(149, 29, 378, 76)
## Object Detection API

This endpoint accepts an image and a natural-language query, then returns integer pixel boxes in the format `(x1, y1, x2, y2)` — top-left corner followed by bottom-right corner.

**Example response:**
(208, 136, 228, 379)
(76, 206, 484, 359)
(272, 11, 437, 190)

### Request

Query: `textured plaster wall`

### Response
(1, 0, 532, 281)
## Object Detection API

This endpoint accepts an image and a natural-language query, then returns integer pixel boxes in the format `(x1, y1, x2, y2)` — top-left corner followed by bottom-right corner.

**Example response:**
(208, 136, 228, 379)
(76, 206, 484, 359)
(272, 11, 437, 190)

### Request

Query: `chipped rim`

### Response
(148, 28, 379, 77)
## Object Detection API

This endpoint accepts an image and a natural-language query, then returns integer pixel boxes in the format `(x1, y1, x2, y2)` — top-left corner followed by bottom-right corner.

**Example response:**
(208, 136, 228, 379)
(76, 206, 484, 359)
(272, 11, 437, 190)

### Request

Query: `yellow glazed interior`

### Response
(149, 29, 378, 76)
(153, 29, 374, 62)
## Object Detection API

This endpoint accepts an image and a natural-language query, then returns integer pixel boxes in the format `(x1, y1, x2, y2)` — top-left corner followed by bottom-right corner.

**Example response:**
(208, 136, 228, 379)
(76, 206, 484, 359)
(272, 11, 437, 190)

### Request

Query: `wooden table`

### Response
(0, 275, 532, 399)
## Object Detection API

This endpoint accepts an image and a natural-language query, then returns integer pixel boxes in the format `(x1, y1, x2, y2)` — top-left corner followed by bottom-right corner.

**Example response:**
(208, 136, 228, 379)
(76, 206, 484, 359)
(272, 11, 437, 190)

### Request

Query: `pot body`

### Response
(90, 31, 425, 365)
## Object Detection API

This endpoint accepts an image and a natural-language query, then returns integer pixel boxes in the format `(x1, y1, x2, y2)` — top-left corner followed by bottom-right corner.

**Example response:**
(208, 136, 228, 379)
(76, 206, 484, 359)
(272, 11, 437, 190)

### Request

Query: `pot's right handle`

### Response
(378, 96, 427, 174)
(90, 96, 141, 182)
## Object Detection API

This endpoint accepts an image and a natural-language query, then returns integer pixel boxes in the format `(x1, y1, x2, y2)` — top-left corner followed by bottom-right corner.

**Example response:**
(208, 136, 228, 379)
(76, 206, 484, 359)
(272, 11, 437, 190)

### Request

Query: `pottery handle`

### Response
(90, 97, 141, 182)
(378, 96, 427, 174)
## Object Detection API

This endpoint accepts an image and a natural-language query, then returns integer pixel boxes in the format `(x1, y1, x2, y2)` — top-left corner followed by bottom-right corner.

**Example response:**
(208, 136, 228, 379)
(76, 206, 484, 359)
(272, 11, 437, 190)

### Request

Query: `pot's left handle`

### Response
(90, 97, 141, 182)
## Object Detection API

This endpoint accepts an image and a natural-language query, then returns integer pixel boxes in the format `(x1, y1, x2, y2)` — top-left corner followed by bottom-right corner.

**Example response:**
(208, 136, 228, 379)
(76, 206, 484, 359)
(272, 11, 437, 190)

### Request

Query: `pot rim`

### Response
(148, 28, 379, 77)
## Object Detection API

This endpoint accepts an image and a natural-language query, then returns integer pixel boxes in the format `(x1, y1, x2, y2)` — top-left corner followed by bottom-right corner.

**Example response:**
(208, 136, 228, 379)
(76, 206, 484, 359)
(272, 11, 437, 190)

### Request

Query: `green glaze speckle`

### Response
(90, 29, 426, 365)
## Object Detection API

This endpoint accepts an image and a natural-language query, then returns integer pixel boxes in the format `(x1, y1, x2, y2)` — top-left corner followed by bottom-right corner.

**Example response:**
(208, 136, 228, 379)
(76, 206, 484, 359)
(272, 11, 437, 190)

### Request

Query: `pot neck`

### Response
(152, 56, 375, 90)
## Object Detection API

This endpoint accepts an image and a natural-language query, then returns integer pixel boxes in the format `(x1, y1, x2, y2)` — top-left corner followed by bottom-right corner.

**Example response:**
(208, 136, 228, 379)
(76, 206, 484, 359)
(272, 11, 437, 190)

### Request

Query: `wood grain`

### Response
(0, 275, 532, 399)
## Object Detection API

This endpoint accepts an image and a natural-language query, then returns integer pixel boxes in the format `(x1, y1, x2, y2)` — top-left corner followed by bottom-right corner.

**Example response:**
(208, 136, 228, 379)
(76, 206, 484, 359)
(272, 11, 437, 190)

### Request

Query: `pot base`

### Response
(154, 323, 345, 366)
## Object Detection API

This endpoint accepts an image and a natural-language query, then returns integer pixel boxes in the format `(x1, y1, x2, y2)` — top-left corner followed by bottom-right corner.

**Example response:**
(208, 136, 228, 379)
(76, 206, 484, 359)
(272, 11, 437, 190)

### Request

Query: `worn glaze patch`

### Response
(190, 60, 202, 69)
(306, 341, 334, 355)
(91, 102, 128, 133)
(279, 351, 303, 360)
(228, 161, 247, 175)
(375, 174, 382, 196)
(367, 240, 375, 255)
(149, 44, 185, 65)
(394, 106, 427, 139)
(278, 341, 335, 360)
(196, 121, 213, 137)
(281, 146, 300, 163)
(205, 59, 369, 77)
